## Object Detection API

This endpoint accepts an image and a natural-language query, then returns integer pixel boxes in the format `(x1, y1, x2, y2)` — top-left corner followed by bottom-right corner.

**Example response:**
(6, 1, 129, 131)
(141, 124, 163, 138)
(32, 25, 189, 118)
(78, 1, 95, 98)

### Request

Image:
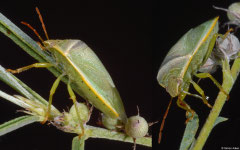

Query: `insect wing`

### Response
(157, 17, 219, 97)
(54, 40, 127, 122)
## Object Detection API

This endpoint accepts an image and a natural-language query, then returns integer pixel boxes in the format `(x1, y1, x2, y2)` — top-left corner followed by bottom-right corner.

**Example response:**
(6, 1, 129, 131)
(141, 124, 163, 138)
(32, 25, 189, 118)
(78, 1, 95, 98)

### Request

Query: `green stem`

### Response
(193, 57, 239, 149)
(85, 126, 151, 147)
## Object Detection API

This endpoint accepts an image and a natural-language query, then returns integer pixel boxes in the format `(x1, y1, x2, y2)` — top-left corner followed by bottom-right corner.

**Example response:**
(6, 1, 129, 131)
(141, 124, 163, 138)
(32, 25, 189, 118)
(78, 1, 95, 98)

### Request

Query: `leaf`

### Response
(0, 65, 45, 105)
(0, 12, 53, 65)
(0, 115, 40, 136)
(0, 12, 65, 87)
(213, 116, 228, 127)
(72, 136, 85, 150)
(0, 89, 31, 109)
(0, 65, 60, 116)
(179, 114, 227, 150)
(179, 113, 199, 150)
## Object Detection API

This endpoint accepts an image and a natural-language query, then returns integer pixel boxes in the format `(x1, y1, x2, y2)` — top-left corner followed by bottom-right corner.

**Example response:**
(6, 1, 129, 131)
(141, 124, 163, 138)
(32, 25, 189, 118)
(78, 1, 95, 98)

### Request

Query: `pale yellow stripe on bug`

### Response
(180, 17, 219, 79)
(54, 46, 120, 118)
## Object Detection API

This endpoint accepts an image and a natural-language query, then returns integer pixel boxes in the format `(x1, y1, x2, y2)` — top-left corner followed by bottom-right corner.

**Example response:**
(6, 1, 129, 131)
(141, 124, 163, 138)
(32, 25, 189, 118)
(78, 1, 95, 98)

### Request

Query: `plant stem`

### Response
(193, 57, 239, 150)
(85, 126, 151, 147)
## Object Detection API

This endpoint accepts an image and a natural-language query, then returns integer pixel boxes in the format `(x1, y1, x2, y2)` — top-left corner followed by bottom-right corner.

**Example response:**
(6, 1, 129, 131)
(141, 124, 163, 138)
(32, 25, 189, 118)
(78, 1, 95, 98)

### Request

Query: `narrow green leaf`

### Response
(0, 65, 44, 104)
(213, 117, 228, 127)
(0, 89, 31, 109)
(72, 136, 85, 150)
(0, 115, 40, 136)
(0, 13, 53, 64)
(189, 139, 196, 150)
(0, 12, 64, 87)
(179, 113, 199, 150)
(188, 117, 227, 150)
(0, 65, 60, 115)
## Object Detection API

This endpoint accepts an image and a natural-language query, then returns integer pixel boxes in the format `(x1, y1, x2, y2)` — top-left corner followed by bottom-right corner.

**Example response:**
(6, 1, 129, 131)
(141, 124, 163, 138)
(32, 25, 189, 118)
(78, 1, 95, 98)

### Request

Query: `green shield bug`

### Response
(7, 7, 150, 144)
(7, 7, 127, 135)
(157, 17, 229, 143)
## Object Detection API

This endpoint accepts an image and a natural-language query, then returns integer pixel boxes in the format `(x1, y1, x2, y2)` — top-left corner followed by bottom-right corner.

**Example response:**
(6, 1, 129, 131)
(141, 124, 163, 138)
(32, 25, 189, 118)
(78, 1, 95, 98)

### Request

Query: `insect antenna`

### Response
(158, 97, 173, 143)
(21, 21, 44, 43)
(35, 7, 49, 40)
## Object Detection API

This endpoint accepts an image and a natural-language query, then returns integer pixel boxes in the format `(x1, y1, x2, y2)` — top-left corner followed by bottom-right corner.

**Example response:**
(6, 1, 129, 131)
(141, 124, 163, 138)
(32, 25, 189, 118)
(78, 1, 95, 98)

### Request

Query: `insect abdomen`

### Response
(47, 40, 127, 122)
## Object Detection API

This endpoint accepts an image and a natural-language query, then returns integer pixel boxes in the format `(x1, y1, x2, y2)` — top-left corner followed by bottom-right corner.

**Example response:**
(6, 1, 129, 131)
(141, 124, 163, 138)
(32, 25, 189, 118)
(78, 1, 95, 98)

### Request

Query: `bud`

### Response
(68, 102, 89, 124)
(227, 2, 240, 21)
(125, 116, 148, 138)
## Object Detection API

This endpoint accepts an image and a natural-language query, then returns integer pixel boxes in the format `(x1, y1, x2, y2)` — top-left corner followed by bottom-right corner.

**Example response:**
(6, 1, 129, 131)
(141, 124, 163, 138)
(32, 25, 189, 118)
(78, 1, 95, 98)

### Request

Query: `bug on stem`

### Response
(7, 7, 127, 135)
(7, 8, 150, 146)
(157, 17, 229, 143)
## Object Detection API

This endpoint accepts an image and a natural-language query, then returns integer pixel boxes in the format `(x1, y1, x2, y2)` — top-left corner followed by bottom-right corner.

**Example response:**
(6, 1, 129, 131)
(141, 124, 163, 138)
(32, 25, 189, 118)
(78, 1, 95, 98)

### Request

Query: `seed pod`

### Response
(199, 57, 218, 73)
(214, 3, 240, 27)
(214, 33, 240, 63)
(68, 102, 89, 124)
(125, 116, 148, 138)
(227, 3, 240, 22)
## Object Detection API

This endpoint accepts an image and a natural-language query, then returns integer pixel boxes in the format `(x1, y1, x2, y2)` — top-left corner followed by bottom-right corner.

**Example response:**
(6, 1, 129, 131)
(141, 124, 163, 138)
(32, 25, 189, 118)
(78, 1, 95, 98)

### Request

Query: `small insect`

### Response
(7, 7, 150, 147)
(157, 17, 229, 143)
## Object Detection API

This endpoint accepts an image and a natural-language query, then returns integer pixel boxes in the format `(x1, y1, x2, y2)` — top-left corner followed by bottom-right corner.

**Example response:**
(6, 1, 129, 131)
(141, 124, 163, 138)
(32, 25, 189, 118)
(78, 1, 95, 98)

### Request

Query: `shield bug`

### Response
(7, 7, 128, 134)
(7, 7, 150, 143)
(157, 17, 229, 143)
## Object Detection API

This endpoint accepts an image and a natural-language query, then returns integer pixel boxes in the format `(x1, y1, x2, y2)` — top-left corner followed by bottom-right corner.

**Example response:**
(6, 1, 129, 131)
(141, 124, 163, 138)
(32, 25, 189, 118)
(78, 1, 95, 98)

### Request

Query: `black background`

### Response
(153, 0, 240, 150)
(0, 0, 151, 150)
(1, 0, 240, 150)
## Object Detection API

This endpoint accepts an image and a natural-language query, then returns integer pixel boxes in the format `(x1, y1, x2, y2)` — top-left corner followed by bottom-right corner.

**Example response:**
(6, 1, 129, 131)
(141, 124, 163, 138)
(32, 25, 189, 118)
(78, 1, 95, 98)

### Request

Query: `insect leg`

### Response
(7, 63, 53, 74)
(176, 93, 195, 124)
(67, 81, 85, 137)
(202, 33, 220, 64)
(41, 74, 65, 124)
(195, 73, 229, 100)
(190, 80, 212, 108)
(182, 90, 203, 100)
